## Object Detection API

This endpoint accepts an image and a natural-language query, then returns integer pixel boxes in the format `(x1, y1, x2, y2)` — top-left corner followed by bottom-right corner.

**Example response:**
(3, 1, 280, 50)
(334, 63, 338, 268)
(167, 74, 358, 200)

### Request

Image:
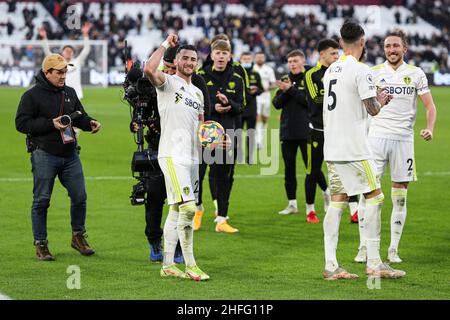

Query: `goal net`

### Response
(0, 39, 108, 88)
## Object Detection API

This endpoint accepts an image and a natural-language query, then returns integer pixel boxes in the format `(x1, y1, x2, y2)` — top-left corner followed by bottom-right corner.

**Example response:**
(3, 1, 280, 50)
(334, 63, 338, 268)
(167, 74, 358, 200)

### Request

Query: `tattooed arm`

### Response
(363, 89, 393, 116)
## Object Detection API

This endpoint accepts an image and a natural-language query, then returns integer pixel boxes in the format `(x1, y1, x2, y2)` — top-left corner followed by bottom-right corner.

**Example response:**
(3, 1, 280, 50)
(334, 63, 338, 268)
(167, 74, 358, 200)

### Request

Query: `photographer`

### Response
(128, 46, 210, 263)
(15, 53, 101, 261)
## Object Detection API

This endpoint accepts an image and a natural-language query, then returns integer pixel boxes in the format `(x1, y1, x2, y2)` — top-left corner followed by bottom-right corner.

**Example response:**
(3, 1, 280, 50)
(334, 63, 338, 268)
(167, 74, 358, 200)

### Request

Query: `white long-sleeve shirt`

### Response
(43, 37, 91, 99)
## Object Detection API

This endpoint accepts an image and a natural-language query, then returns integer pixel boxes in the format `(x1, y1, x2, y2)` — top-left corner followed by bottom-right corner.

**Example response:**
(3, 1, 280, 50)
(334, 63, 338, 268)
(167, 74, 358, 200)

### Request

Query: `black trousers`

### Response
(305, 129, 328, 204)
(241, 114, 256, 164)
(197, 162, 217, 206)
(197, 146, 236, 218)
(212, 148, 235, 218)
(281, 139, 308, 201)
(143, 172, 166, 244)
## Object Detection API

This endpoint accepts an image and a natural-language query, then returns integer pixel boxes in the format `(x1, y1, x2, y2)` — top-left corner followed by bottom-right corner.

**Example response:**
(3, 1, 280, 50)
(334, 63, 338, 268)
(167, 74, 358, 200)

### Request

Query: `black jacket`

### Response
(197, 64, 245, 130)
(304, 62, 327, 130)
(16, 70, 95, 157)
(242, 66, 264, 118)
(192, 74, 211, 117)
(272, 69, 310, 141)
(202, 55, 249, 109)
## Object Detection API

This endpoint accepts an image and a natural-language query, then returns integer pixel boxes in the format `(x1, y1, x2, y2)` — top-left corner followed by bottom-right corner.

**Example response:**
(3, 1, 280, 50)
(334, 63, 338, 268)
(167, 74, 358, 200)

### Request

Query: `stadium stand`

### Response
(0, 0, 448, 78)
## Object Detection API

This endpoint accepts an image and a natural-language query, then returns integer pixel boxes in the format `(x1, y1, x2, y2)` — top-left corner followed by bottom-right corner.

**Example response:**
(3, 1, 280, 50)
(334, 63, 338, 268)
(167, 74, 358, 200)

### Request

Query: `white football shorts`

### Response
(256, 92, 272, 118)
(369, 137, 417, 182)
(158, 157, 199, 205)
(326, 160, 380, 196)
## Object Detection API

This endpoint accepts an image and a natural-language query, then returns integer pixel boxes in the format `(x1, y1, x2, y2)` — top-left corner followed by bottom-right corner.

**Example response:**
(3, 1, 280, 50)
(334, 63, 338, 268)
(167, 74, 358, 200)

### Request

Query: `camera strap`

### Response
(59, 91, 76, 144)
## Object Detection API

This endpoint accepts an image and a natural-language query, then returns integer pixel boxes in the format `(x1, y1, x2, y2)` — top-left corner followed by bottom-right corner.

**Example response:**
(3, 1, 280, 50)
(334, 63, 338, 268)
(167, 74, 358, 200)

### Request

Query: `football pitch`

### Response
(0, 86, 449, 300)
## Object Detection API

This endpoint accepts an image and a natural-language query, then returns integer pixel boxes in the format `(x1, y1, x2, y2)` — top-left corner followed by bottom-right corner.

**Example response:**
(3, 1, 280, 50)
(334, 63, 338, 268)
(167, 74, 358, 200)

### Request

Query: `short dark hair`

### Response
(62, 45, 74, 51)
(386, 29, 408, 47)
(287, 49, 305, 59)
(240, 51, 252, 57)
(340, 21, 365, 44)
(317, 39, 340, 52)
(176, 44, 198, 56)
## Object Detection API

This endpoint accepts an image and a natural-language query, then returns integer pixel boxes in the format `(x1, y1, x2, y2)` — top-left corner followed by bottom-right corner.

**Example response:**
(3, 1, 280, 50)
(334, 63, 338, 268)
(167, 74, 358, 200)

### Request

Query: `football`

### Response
(198, 120, 225, 149)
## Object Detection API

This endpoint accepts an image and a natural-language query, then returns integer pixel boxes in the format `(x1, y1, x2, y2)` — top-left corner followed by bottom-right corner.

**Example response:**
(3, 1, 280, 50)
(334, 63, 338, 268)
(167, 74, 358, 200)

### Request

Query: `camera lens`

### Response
(60, 115, 71, 126)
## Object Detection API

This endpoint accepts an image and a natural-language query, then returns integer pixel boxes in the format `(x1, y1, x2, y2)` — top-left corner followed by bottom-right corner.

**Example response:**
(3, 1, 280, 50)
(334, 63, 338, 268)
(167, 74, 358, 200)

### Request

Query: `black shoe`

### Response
(71, 232, 95, 256)
(35, 240, 55, 261)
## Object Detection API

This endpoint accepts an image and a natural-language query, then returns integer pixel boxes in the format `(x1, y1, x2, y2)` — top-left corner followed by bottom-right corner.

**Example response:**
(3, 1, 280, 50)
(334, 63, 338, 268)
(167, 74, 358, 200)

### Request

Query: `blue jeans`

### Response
(31, 148, 87, 241)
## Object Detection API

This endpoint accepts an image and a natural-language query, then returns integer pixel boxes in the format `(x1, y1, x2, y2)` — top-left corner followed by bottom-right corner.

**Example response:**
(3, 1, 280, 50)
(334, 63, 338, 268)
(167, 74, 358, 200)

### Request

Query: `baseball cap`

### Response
(42, 54, 73, 72)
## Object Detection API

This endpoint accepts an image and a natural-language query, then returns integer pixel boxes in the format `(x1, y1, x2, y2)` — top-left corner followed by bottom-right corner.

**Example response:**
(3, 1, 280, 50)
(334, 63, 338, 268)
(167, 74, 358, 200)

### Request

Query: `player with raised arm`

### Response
(39, 22, 91, 100)
(354, 30, 437, 264)
(144, 34, 208, 281)
(322, 21, 405, 280)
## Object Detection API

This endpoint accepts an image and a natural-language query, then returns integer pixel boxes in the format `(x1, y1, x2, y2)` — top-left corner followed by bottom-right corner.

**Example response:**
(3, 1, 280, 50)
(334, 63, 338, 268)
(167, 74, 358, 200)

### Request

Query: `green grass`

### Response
(0, 86, 449, 300)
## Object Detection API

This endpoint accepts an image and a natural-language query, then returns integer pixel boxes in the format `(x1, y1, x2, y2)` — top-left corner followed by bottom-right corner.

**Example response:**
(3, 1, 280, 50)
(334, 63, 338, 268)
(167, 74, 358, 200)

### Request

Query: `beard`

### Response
(178, 66, 195, 77)
(387, 54, 402, 65)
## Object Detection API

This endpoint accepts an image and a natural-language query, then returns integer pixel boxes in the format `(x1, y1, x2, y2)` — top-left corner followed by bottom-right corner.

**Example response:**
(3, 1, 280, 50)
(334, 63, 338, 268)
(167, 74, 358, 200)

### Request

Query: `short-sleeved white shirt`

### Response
(155, 74, 204, 164)
(369, 61, 430, 141)
(254, 63, 276, 102)
(323, 55, 377, 161)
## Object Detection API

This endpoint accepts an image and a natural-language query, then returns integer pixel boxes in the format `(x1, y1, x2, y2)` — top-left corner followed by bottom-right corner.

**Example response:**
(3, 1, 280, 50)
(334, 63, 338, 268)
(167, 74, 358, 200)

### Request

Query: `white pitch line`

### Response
(0, 171, 449, 183)
(0, 293, 12, 300)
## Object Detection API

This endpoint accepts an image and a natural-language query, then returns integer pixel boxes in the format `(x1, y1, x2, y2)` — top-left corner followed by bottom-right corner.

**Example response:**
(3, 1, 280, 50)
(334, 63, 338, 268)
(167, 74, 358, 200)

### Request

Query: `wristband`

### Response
(161, 40, 170, 49)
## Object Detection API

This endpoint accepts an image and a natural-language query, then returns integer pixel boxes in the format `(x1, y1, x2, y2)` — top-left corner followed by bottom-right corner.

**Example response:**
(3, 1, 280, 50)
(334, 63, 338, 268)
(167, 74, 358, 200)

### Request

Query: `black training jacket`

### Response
(197, 64, 245, 130)
(16, 70, 95, 157)
(272, 69, 310, 141)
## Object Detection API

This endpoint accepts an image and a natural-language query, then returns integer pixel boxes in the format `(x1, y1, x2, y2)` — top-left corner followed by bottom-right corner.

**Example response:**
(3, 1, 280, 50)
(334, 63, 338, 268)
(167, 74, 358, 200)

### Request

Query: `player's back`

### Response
(323, 55, 376, 162)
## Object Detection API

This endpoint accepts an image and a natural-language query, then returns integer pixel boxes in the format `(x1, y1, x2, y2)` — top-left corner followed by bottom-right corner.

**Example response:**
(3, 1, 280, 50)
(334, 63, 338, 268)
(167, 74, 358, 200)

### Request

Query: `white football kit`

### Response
(323, 55, 379, 196)
(254, 63, 276, 117)
(155, 74, 204, 205)
(369, 61, 430, 182)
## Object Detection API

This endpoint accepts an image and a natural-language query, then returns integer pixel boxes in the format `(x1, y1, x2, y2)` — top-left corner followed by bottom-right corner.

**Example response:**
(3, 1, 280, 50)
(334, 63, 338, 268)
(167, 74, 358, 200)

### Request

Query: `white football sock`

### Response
(215, 216, 227, 224)
(389, 188, 408, 251)
(364, 193, 384, 269)
(178, 201, 197, 267)
(349, 201, 358, 216)
(163, 205, 179, 266)
(357, 196, 366, 249)
(256, 122, 263, 145)
(322, 188, 331, 213)
(323, 201, 346, 272)
(306, 203, 315, 215)
(289, 199, 298, 208)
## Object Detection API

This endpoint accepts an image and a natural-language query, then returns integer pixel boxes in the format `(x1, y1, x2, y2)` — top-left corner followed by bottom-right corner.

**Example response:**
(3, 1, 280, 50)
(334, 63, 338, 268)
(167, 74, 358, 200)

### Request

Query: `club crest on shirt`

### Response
(175, 92, 183, 104)
(403, 76, 412, 85)
(228, 82, 235, 89)
(366, 74, 374, 84)
(183, 187, 190, 195)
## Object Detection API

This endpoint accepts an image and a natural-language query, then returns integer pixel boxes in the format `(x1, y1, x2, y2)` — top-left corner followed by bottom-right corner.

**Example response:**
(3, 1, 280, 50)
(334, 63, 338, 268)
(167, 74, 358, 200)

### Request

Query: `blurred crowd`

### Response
(0, 0, 449, 73)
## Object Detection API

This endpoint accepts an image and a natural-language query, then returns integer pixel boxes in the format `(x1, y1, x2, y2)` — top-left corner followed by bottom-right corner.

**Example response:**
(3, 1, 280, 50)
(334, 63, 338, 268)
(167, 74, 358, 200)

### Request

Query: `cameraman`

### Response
(129, 46, 210, 263)
(15, 54, 101, 261)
